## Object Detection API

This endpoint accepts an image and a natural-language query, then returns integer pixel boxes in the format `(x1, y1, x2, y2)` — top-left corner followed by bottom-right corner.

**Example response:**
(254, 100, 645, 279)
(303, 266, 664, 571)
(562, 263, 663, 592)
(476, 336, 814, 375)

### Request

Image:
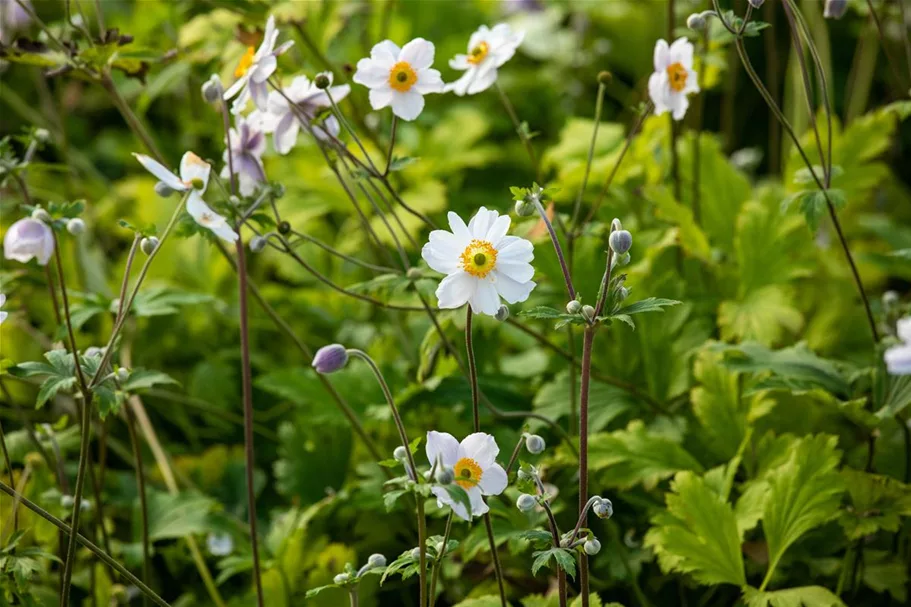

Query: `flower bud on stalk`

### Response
(312, 344, 348, 374)
(140, 237, 159, 256)
(34, 128, 51, 144)
(31, 208, 51, 222)
(116, 368, 130, 383)
(495, 305, 510, 322)
(516, 493, 537, 512)
(593, 497, 613, 519)
(4, 217, 54, 266)
(367, 553, 387, 569)
(314, 73, 331, 89)
(410, 547, 422, 561)
(154, 181, 175, 198)
(333, 573, 349, 585)
(748, 0, 765, 7)
(278, 221, 291, 235)
(584, 539, 602, 555)
(250, 236, 266, 253)
(514, 199, 535, 217)
(435, 465, 454, 485)
(581, 305, 596, 322)
(66, 218, 85, 235)
(597, 71, 612, 85)
(823, 0, 847, 19)
(566, 300, 582, 314)
(202, 74, 223, 103)
(609, 230, 632, 254)
(525, 434, 545, 454)
(393, 446, 409, 462)
(686, 13, 706, 31)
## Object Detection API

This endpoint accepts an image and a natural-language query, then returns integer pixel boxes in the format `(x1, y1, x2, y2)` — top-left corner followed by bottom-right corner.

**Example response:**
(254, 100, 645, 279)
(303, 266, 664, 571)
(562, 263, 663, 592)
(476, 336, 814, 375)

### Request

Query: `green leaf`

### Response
(440, 484, 473, 519)
(644, 471, 746, 586)
(35, 376, 77, 409)
(146, 490, 217, 541)
(453, 597, 504, 607)
(609, 297, 681, 317)
(531, 547, 576, 579)
(124, 286, 214, 317)
(838, 469, 911, 540)
(518, 529, 554, 549)
(742, 20, 771, 37)
(742, 586, 845, 607)
(388, 156, 419, 172)
(712, 342, 850, 397)
(519, 306, 586, 330)
(121, 369, 179, 392)
(305, 584, 342, 599)
(718, 286, 803, 346)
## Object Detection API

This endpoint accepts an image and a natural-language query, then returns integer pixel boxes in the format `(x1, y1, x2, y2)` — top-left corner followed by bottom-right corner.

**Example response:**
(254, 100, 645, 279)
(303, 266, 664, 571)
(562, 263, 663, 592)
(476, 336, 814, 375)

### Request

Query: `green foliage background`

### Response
(1, 0, 911, 606)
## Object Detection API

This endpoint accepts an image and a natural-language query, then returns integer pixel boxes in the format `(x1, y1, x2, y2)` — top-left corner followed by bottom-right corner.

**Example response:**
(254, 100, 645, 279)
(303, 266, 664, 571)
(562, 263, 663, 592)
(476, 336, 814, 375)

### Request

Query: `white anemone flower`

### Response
(648, 37, 699, 121)
(4, 218, 54, 266)
(426, 431, 507, 521)
(885, 317, 911, 375)
(445, 24, 524, 96)
(0, 293, 7, 324)
(256, 72, 351, 154)
(421, 207, 535, 317)
(223, 15, 294, 114)
(353, 38, 444, 121)
(134, 152, 238, 243)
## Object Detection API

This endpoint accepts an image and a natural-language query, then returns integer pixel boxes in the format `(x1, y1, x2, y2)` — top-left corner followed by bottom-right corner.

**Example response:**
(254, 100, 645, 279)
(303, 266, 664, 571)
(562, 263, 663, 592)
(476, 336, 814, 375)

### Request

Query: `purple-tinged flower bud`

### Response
(495, 305, 510, 322)
(593, 497, 613, 519)
(4, 218, 55, 266)
(581, 305, 595, 322)
(66, 218, 85, 235)
(609, 230, 632, 254)
(393, 446, 409, 462)
(686, 13, 706, 31)
(410, 547, 422, 561)
(516, 493, 537, 512)
(823, 0, 847, 19)
(313, 344, 348, 374)
(367, 553, 387, 569)
(202, 74, 223, 103)
(525, 434, 545, 454)
(435, 465, 454, 485)
(583, 538, 601, 555)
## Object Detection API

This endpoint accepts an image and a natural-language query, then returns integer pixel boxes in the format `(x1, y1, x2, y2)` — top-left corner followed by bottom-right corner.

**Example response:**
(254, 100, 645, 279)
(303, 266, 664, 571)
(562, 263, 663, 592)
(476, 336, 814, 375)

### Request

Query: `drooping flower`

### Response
(445, 24, 524, 96)
(256, 72, 351, 154)
(221, 116, 267, 196)
(353, 38, 444, 121)
(223, 15, 294, 114)
(648, 37, 699, 121)
(0, 293, 7, 324)
(4, 217, 54, 265)
(134, 152, 238, 243)
(426, 431, 507, 521)
(885, 317, 911, 375)
(0, 0, 31, 44)
(421, 207, 535, 316)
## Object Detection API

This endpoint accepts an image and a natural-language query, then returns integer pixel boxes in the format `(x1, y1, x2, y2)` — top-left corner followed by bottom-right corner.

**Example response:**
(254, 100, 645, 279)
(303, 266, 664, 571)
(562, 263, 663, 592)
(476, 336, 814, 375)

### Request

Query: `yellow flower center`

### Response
(666, 62, 688, 92)
(454, 457, 483, 489)
(460, 239, 498, 278)
(235, 46, 256, 78)
(388, 61, 418, 92)
(467, 41, 490, 65)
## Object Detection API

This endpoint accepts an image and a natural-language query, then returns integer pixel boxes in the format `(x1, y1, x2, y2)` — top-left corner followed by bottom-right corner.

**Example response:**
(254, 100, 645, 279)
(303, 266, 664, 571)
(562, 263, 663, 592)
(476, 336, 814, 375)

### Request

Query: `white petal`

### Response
(426, 431, 460, 468)
(447, 212, 472, 242)
(897, 318, 911, 343)
(467, 486, 488, 517)
(368, 87, 394, 110)
(670, 93, 690, 121)
(179, 152, 211, 190)
(432, 485, 470, 521)
(648, 71, 669, 116)
(272, 112, 300, 155)
(422, 230, 463, 274)
(134, 153, 186, 191)
(885, 344, 911, 375)
(669, 37, 694, 70)
(493, 270, 535, 304)
(0, 311, 7, 324)
(249, 80, 270, 111)
(435, 271, 475, 310)
(0, 293, 5, 307)
(465, 64, 498, 95)
(467, 26, 490, 52)
(485, 214, 511, 243)
(495, 259, 535, 283)
(413, 68, 444, 94)
(251, 55, 276, 83)
(653, 38, 670, 71)
(258, 15, 276, 57)
(354, 58, 391, 88)
(468, 207, 496, 239)
(495, 236, 533, 263)
(684, 68, 701, 94)
(478, 463, 507, 496)
(370, 40, 401, 66)
(449, 54, 470, 70)
(469, 280, 500, 316)
(459, 432, 499, 468)
(186, 191, 211, 220)
(223, 75, 248, 101)
(390, 90, 425, 121)
(211, 221, 240, 243)
(399, 38, 435, 70)
(444, 71, 474, 96)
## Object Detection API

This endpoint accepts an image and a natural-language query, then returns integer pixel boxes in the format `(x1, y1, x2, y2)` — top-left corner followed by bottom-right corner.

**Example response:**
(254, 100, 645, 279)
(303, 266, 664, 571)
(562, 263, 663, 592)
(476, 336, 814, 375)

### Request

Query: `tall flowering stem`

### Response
(494, 81, 542, 183)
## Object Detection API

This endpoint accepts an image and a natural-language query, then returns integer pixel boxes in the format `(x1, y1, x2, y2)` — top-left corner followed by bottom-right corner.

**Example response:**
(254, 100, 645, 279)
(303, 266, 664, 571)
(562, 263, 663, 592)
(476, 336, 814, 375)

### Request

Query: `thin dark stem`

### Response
(505, 435, 525, 476)
(466, 308, 481, 433)
(288, 229, 396, 273)
(534, 474, 567, 607)
(101, 72, 163, 163)
(864, 0, 907, 90)
(124, 401, 150, 607)
(494, 81, 542, 183)
(384, 116, 398, 176)
(115, 236, 141, 323)
(571, 82, 606, 231)
(44, 265, 62, 326)
(59, 386, 91, 607)
(429, 511, 453, 605)
(0, 419, 14, 531)
(693, 26, 709, 223)
(483, 512, 508, 607)
(764, 0, 781, 173)
(533, 200, 576, 300)
(578, 327, 595, 606)
(897, 0, 911, 85)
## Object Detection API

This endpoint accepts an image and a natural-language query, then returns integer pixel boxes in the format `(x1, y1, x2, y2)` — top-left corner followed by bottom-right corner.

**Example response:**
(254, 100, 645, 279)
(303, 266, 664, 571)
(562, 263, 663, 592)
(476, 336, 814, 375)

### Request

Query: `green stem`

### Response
(428, 512, 453, 605)
(124, 401, 151, 607)
(384, 116, 398, 176)
(494, 81, 542, 183)
(570, 82, 606, 231)
(59, 391, 92, 607)
(0, 419, 14, 530)
(578, 327, 595, 607)
(466, 308, 481, 433)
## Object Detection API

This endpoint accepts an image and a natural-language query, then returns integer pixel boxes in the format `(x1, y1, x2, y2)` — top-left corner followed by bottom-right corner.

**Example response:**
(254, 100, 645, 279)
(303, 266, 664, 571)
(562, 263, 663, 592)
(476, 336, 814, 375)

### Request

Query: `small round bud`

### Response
(517, 467, 533, 481)
(66, 218, 85, 235)
(278, 221, 291, 235)
(31, 208, 51, 222)
(61, 495, 75, 508)
(435, 465, 454, 485)
(140, 237, 159, 256)
(581, 305, 596, 322)
(116, 368, 130, 383)
(583, 539, 602, 555)
(272, 183, 286, 199)
(823, 0, 847, 19)
(250, 236, 267, 253)
(593, 497, 613, 519)
(686, 13, 706, 31)
(314, 73, 331, 89)
(609, 230, 632, 254)
(393, 446, 409, 462)
(435, 541, 445, 556)
(229, 195, 242, 207)
(883, 291, 899, 306)
(333, 573, 349, 585)
(617, 287, 629, 302)
(748, 0, 766, 8)
(495, 305, 510, 322)
(154, 181, 175, 198)
(312, 344, 348, 374)
(516, 493, 537, 513)
(80, 499, 92, 512)
(367, 553, 387, 569)
(410, 547, 422, 561)
(514, 199, 535, 217)
(597, 71, 612, 85)
(566, 300, 582, 314)
(34, 128, 51, 144)
(406, 267, 422, 281)
(525, 434, 546, 454)
(202, 74, 223, 103)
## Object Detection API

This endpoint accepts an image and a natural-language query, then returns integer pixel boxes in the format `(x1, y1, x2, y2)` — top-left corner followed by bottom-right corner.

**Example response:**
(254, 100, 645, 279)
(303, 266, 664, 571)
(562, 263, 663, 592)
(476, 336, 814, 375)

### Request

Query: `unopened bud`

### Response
(748, 0, 765, 7)
(410, 547, 422, 561)
(250, 236, 266, 253)
(140, 237, 159, 256)
(823, 0, 847, 19)
(66, 218, 85, 235)
(686, 13, 706, 31)
(80, 499, 92, 512)
(333, 573, 349, 585)
(581, 305, 595, 322)
(154, 181, 175, 198)
(495, 305, 510, 322)
(314, 73, 331, 89)
(617, 287, 629, 302)
(566, 300, 582, 314)
(393, 446, 409, 462)
(525, 434, 545, 454)
(202, 74, 223, 103)
(516, 493, 537, 512)
(515, 199, 535, 217)
(367, 553, 387, 569)
(883, 291, 899, 307)
(312, 344, 348, 374)
(609, 230, 632, 254)
(61, 495, 75, 508)
(406, 267, 422, 281)
(517, 468, 532, 481)
(435, 541, 445, 555)
(593, 497, 613, 519)
(31, 208, 51, 222)
(583, 539, 601, 555)
(278, 221, 291, 235)
(597, 71, 612, 85)
(116, 368, 130, 383)
(435, 465, 454, 485)
(272, 183, 286, 199)
(34, 128, 51, 144)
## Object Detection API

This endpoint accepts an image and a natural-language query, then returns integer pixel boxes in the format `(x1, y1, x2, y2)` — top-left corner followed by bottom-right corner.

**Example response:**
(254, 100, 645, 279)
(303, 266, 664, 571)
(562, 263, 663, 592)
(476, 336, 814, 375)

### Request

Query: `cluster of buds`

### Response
(334, 553, 387, 586)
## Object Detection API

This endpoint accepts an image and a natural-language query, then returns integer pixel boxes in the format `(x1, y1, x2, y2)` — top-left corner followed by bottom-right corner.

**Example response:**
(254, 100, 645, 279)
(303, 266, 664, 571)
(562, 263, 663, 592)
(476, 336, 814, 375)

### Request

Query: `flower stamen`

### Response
(388, 61, 418, 92)
(235, 46, 256, 78)
(460, 239, 498, 278)
(467, 41, 489, 65)
(454, 457, 483, 489)
(666, 62, 688, 92)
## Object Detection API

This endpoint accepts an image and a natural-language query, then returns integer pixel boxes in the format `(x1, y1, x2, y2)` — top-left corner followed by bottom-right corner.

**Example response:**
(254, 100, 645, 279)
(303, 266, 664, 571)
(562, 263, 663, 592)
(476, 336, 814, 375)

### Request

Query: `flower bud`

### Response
(617, 287, 629, 302)
(202, 74, 223, 103)
(406, 267, 422, 281)
(333, 573, 349, 585)
(581, 305, 595, 322)
(314, 73, 331, 89)
(517, 468, 533, 481)
(34, 128, 51, 144)
(250, 236, 266, 253)
(61, 495, 75, 508)
(4, 218, 54, 266)
(609, 230, 632, 254)
(823, 0, 847, 19)
(278, 221, 291, 235)
(686, 13, 706, 31)
(883, 291, 899, 307)
(495, 305, 510, 322)
(748, 0, 765, 7)
(410, 547, 422, 561)
(31, 208, 51, 222)
(154, 181, 175, 198)
(610, 218, 623, 232)
(566, 300, 582, 314)
(597, 71, 612, 85)
(514, 199, 535, 217)
(66, 218, 85, 235)
(272, 183, 286, 199)
(435, 541, 445, 556)
(229, 195, 242, 207)
(516, 493, 537, 512)
(525, 434, 545, 454)
(393, 446, 409, 462)
(116, 368, 130, 383)
(593, 497, 613, 519)
(80, 499, 92, 512)
(206, 532, 234, 556)
(435, 465, 454, 485)
(312, 344, 348, 374)
(140, 237, 159, 256)
(367, 553, 387, 569)
(583, 539, 601, 555)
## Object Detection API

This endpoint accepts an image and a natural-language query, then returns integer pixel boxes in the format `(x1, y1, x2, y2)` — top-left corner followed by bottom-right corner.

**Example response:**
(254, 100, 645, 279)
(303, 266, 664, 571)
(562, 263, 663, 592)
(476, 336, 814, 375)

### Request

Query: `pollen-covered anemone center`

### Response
(235, 46, 256, 78)
(468, 41, 490, 65)
(388, 61, 418, 92)
(454, 457, 483, 489)
(666, 62, 688, 92)
(460, 239, 498, 278)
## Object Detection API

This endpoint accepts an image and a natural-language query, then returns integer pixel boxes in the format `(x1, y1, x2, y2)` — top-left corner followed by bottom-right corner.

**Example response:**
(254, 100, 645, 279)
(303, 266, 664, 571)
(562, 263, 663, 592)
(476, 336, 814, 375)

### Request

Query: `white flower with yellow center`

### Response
(426, 431, 507, 521)
(0, 293, 7, 324)
(445, 24, 524, 96)
(353, 38, 444, 121)
(223, 15, 294, 114)
(421, 207, 535, 316)
(648, 37, 699, 121)
(133, 152, 238, 243)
